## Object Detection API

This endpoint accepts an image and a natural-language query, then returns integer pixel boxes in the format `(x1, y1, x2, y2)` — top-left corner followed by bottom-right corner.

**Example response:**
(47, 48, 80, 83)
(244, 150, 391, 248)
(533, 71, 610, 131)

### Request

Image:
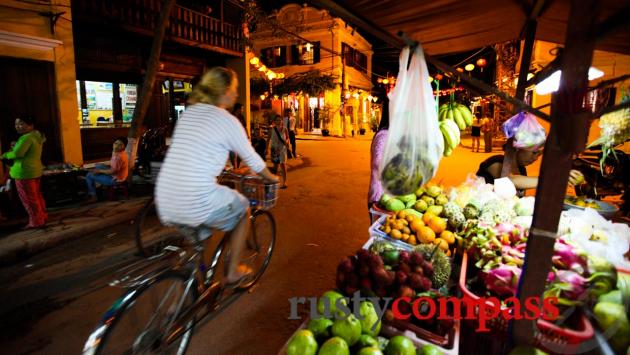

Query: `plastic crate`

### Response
(368, 216, 416, 251)
(458, 252, 594, 353)
(370, 202, 394, 224)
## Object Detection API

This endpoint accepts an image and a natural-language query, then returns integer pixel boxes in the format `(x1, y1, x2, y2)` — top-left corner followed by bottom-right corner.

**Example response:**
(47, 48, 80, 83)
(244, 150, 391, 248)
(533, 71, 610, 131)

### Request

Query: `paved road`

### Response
(0, 136, 508, 354)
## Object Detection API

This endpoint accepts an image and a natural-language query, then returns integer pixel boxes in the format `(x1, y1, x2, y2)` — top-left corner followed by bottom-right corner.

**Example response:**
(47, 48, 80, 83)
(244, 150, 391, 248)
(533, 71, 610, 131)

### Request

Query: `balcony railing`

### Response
(73, 0, 242, 55)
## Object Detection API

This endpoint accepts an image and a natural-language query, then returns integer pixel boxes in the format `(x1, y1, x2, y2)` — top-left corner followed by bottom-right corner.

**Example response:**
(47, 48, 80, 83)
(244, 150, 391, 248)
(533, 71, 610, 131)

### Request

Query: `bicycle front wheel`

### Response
(135, 198, 184, 257)
(84, 272, 197, 355)
(241, 210, 276, 288)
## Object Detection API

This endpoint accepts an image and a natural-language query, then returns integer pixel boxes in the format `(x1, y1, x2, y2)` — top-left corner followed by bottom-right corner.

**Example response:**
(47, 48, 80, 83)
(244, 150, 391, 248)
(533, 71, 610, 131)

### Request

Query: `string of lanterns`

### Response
(344, 89, 379, 103)
(248, 53, 285, 81)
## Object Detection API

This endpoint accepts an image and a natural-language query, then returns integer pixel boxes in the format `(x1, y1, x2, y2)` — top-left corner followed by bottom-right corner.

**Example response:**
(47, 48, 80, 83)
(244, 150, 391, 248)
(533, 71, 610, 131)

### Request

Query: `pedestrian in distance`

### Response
(1, 116, 48, 229)
(270, 115, 289, 189)
(471, 113, 482, 152)
(155, 67, 279, 288)
(251, 126, 268, 161)
(283, 108, 297, 159)
(481, 114, 493, 152)
(84, 137, 129, 203)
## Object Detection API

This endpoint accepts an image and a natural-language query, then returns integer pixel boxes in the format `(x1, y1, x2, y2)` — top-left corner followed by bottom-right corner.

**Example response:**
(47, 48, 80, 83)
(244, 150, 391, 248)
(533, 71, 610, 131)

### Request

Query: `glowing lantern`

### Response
(476, 58, 487, 72)
(382, 78, 389, 85)
(456, 67, 464, 73)
(258, 65, 267, 72)
(435, 73, 443, 81)
(249, 57, 259, 66)
(465, 64, 475, 72)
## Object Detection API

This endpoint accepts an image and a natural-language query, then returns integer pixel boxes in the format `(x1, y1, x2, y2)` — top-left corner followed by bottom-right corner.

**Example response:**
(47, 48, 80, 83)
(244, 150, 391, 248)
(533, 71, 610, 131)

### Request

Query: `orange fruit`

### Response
(402, 226, 411, 235)
(394, 220, 405, 230)
(418, 226, 436, 244)
(428, 217, 447, 234)
(433, 238, 449, 251)
(401, 233, 410, 242)
(390, 229, 402, 240)
(440, 230, 456, 244)
(406, 215, 416, 223)
(422, 212, 436, 225)
(410, 219, 425, 233)
(408, 235, 417, 245)
(397, 210, 407, 219)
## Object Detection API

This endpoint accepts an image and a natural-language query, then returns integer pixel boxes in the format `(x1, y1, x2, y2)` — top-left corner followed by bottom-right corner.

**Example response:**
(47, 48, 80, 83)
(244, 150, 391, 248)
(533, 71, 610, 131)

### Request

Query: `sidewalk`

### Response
(0, 157, 308, 265)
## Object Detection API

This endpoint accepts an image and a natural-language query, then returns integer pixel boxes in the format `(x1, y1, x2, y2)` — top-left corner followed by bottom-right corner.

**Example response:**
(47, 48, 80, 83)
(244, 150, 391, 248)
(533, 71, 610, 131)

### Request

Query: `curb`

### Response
(0, 198, 149, 265)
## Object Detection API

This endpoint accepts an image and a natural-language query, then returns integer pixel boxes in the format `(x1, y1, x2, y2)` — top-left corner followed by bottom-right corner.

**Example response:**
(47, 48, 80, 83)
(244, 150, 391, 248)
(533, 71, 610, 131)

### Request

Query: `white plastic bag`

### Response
(501, 112, 546, 150)
(380, 45, 443, 195)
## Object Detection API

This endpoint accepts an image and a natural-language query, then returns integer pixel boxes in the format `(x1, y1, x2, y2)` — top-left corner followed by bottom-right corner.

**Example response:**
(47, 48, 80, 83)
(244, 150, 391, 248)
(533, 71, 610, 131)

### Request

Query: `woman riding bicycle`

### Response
(155, 67, 279, 288)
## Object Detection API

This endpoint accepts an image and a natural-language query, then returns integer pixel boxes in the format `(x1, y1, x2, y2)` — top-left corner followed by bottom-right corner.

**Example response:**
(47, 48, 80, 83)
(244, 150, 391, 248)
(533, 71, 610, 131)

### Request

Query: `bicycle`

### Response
(83, 172, 278, 355)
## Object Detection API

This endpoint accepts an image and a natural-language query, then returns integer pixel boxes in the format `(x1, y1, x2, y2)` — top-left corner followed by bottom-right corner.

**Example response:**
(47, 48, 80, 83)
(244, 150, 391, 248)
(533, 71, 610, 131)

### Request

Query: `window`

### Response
(260, 46, 287, 67)
(342, 42, 368, 74)
(290, 42, 320, 65)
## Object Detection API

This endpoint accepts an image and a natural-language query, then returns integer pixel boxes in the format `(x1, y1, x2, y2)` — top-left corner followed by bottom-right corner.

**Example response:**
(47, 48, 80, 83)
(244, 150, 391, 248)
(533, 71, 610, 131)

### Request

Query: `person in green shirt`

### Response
(1, 116, 48, 228)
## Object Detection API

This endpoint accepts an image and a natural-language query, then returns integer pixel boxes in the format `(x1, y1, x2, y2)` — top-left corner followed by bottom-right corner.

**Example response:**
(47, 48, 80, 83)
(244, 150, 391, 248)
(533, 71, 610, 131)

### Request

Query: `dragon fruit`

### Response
(552, 239, 588, 274)
(546, 270, 588, 302)
(481, 265, 522, 297)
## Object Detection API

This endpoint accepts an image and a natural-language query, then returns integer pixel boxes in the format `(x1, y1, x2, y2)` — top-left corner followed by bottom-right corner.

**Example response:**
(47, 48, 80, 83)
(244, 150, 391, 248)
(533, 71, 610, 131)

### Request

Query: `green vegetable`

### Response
(398, 194, 417, 204)
(598, 290, 622, 305)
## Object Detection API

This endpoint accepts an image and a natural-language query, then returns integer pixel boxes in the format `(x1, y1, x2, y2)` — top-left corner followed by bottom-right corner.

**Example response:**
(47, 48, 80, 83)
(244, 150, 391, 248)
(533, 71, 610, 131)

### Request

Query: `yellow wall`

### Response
(0, 0, 81, 164)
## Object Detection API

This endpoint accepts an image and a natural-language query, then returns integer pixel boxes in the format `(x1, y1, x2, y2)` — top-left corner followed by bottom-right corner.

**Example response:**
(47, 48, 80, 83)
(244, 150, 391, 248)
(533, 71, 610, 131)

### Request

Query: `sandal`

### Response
(224, 265, 253, 289)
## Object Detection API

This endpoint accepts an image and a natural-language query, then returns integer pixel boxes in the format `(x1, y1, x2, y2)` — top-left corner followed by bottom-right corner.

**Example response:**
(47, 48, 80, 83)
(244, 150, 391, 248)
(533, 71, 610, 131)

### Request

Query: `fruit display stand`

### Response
(370, 203, 394, 225)
(458, 252, 594, 354)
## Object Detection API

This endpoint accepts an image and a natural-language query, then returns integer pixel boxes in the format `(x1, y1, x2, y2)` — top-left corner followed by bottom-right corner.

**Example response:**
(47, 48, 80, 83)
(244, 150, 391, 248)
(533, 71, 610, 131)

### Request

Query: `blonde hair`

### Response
(188, 67, 236, 105)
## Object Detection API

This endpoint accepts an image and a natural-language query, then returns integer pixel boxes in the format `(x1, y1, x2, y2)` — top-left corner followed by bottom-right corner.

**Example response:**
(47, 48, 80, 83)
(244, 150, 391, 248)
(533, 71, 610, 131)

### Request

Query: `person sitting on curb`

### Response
(85, 137, 129, 203)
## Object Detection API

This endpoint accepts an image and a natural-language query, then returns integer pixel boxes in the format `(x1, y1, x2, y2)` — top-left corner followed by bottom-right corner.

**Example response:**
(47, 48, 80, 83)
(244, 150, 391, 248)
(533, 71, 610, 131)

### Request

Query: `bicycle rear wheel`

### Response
(135, 198, 184, 257)
(84, 272, 197, 355)
(241, 210, 276, 288)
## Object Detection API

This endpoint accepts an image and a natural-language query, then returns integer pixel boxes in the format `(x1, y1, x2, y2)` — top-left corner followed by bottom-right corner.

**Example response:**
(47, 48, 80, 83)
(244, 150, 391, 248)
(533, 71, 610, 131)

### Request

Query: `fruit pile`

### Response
(378, 210, 456, 256)
(285, 290, 444, 355)
(438, 102, 473, 157)
(379, 184, 449, 215)
(336, 248, 448, 300)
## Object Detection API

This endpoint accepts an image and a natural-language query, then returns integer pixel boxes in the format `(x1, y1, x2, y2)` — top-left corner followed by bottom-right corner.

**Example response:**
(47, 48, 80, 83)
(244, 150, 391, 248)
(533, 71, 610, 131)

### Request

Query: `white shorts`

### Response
(202, 188, 249, 232)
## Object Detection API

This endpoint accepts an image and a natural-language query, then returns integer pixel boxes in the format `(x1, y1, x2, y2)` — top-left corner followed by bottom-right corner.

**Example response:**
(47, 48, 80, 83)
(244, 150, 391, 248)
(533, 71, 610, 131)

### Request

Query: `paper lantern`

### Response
(476, 58, 487, 68)
(435, 73, 443, 81)
(249, 57, 259, 66)
(465, 64, 475, 72)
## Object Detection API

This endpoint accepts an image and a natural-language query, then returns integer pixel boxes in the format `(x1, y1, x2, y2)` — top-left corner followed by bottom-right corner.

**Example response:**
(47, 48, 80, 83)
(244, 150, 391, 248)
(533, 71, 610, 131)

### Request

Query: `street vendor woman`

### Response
(476, 138, 584, 194)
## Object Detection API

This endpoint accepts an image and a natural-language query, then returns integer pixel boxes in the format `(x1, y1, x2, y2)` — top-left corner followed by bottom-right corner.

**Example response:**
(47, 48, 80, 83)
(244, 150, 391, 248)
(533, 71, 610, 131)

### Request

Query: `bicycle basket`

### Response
(219, 172, 279, 210)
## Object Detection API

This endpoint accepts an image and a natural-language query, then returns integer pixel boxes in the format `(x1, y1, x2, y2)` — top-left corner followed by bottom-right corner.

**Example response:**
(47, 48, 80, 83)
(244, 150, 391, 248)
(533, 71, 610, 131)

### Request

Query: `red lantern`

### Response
(476, 58, 487, 72)
(435, 73, 443, 81)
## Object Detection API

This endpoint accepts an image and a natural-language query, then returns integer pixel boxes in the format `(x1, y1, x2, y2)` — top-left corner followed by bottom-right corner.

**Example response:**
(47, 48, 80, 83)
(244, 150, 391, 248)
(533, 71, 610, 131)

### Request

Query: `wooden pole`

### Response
(515, 20, 537, 101)
(127, 0, 176, 175)
(513, 0, 599, 346)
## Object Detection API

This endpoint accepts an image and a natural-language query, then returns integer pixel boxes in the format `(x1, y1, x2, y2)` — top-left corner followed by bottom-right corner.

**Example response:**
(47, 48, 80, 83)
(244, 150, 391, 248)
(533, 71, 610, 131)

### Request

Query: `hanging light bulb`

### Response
(367, 95, 373, 101)
(260, 94, 266, 100)
(382, 78, 389, 85)
(258, 65, 267, 72)
(267, 72, 276, 80)
(249, 57, 259, 66)
(372, 96, 378, 102)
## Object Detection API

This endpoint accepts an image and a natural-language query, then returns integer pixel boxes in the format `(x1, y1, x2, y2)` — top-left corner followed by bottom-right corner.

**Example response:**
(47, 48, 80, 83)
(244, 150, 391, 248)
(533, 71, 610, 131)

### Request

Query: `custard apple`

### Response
(449, 211, 466, 229)
(463, 204, 480, 220)
(443, 202, 462, 218)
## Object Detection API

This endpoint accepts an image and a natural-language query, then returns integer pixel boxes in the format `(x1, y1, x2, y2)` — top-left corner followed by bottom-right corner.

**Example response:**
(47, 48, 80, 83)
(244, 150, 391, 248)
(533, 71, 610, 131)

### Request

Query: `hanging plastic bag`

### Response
(379, 45, 443, 196)
(501, 112, 546, 150)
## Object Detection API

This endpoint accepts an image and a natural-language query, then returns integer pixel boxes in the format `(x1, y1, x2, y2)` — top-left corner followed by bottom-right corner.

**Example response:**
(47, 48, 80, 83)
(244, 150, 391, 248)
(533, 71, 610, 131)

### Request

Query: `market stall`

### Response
(278, 0, 629, 353)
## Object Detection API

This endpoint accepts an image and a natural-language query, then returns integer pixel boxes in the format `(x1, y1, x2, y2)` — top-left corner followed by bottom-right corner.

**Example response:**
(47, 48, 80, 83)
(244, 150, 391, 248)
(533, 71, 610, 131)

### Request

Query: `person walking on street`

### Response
(1, 116, 47, 229)
(481, 114, 493, 153)
(252, 126, 268, 161)
(270, 115, 289, 189)
(84, 137, 129, 203)
(471, 113, 482, 152)
(283, 108, 297, 158)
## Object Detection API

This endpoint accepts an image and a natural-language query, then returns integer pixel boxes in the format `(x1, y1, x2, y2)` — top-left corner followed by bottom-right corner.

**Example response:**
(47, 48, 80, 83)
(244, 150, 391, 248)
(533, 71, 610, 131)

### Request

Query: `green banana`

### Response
(457, 104, 473, 126)
(440, 123, 454, 151)
(444, 146, 453, 157)
(446, 106, 455, 120)
(453, 108, 466, 130)
(442, 119, 461, 146)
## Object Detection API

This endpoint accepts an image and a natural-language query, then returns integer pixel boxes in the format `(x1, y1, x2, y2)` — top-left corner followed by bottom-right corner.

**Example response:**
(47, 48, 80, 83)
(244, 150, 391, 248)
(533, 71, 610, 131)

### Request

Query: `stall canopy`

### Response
(314, 0, 630, 56)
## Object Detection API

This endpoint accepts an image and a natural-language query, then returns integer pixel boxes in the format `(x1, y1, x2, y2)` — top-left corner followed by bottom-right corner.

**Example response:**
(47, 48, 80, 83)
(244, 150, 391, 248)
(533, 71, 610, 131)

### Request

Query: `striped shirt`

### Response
(155, 103, 266, 226)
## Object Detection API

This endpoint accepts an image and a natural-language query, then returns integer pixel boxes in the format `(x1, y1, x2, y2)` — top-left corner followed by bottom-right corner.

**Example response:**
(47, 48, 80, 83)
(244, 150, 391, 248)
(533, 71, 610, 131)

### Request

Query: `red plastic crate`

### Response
(458, 252, 594, 352)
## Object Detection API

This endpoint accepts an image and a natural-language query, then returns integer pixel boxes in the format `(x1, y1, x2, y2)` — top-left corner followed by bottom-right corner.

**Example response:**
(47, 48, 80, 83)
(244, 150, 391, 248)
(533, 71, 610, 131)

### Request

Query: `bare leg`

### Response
(225, 209, 251, 283)
(280, 163, 287, 187)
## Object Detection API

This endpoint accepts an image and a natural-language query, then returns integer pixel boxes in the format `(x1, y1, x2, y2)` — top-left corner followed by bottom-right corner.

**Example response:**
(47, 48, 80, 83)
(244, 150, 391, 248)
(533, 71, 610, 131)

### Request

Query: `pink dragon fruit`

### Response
(546, 269, 588, 301)
(481, 265, 522, 297)
(552, 239, 587, 274)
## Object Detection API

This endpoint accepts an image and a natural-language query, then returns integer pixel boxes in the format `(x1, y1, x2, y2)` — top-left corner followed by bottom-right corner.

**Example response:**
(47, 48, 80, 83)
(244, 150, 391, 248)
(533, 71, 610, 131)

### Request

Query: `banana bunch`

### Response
(439, 102, 474, 129)
(440, 119, 460, 156)
(437, 102, 473, 157)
